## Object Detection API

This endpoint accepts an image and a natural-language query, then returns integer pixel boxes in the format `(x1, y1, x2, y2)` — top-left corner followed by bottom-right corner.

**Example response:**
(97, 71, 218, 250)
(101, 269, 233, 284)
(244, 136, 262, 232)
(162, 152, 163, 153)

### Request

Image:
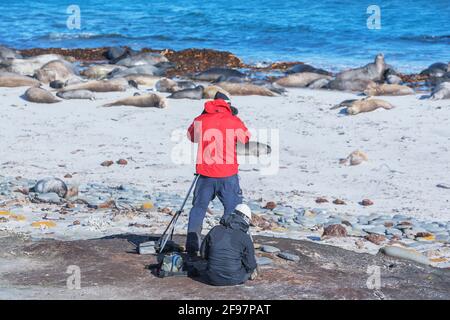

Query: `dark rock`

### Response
(365, 234, 386, 245)
(101, 160, 114, 167)
(116, 159, 128, 165)
(263, 201, 277, 210)
(323, 224, 347, 237)
(360, 199, 374, 206)
(332, 199, 346, 205)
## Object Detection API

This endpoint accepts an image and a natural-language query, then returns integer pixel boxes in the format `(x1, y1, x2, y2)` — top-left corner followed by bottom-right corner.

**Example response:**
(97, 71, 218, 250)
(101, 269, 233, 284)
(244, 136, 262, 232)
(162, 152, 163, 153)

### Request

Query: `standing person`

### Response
(186, 92, 251, 257)
(200, 204, 258, 286)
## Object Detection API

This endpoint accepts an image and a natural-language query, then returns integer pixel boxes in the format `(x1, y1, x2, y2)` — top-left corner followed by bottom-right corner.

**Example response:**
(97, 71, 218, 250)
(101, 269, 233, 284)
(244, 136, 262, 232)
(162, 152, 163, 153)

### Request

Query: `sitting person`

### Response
(199, 204, 258, 286)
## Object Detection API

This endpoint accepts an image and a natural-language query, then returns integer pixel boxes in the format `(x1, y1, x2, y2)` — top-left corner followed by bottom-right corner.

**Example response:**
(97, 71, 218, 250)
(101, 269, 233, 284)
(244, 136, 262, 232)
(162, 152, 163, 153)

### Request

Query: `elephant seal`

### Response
(307, 78, 330, 89)
(115, 52, 168, 67)
(0, 46, 21, 60)
(420, 62, 449, 77)
(217, 82, 278, 96)
(430, 82, 450, 100)
(334, 97, 394, 115)
(192, 68, 246, 82)
(124, 74, 162, 87)
(81, 64, 126, 79)
(167, 85, 204, 100)
(286, 63, 330, 75)
(275, 72, 331, 88)
(237, 141, 272, 157)
(109, 65, 163, 78)
(335, 53, 386, 82)
(30, 177, 77, 199)
(57, 90, 95, 100)
(0, 72, 40, 87)
(364, 83, 414, 96)
(103, 93, 167, 108)
(49, 80, 65, 89)
(105, 46, 131, 61)
(24, 87, 60, 104)
(155, 78, 177, 92)
(2, 54, 65, 76)
(327, 79, 376, 92)
(59, 78, 129, 93)
(34, 60, 75, 83)
(203, 85, 232, 99)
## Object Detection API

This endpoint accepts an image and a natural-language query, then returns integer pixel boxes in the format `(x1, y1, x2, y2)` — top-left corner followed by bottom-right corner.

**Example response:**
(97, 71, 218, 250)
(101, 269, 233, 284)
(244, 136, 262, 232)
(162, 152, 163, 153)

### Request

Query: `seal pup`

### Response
(286, 63, 330, 75)
(275, 72, 331, 88)
(103, 93, 167, 108)
(237, 141, 272, 157)
(80, 64, 126, 79)
(57, 90, 95, 100)
(115, 52, 168, 67)
(216, 82, 278, 96)
(30, 177, 77, 199)
(192, 68, 245, 82)
(333, 97, 394, 115)
(23, 87, 60, 104)
(203, 85, 232, 99)
(59, 78, 129, 93)
(307, 78, 331, 89)
(364, 83, 414, 96)
(167, 85, 204, 100)
(430, 82, 450, 100)
(34, 60, 76, 84)
(0, 72, 40, 87)
(155, 78, 178, 92)
(335, 53, 386, 82)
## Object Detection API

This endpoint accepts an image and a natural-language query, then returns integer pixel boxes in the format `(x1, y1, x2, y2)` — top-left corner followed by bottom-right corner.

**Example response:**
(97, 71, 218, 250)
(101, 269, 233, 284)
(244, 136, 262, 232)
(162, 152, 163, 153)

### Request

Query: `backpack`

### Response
(156, 253, 188, 278)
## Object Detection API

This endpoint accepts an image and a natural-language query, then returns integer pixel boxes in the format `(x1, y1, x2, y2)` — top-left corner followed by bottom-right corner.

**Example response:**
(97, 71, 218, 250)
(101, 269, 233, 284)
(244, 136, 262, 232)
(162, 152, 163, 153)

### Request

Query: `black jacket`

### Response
(200, 214, 257, 286)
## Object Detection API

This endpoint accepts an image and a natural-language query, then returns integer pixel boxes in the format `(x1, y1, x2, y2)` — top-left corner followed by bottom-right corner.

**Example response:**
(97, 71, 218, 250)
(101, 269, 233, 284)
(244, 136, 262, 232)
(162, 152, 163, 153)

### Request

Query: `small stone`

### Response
(386, 228, 403, 237)
(364, 226, 386, 235)
(101, 160, 114, 167)
(35, 192, 63, 204)
(436, 183, 450, 189)
(72, 220, 80, 225)
(360, 199, 374, 206)
(64, 174, 72, 178)
(116, 159, 128, 165)
(277, 252, 300, 262)
(260, 245, 280, 253)
(384, 221, 394, 228)
(256, 257, 273, 266)
(365, 233, 386, 245)
(159, 207, 173, 215)
(332, 199, 346, 205)
(315, 197, 328, 203)
(323, 224, 347, 237)
(263, 201, 277, 210)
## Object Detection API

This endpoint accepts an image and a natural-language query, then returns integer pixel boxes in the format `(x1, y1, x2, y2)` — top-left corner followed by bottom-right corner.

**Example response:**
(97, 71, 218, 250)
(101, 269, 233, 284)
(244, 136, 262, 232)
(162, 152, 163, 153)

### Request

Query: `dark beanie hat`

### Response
(214, 91, 230, 101)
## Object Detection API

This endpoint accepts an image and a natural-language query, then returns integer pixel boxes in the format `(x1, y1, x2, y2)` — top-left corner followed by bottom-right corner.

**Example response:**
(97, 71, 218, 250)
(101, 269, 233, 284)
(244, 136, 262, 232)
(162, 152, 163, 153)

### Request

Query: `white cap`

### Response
(234, 203, 252, 221)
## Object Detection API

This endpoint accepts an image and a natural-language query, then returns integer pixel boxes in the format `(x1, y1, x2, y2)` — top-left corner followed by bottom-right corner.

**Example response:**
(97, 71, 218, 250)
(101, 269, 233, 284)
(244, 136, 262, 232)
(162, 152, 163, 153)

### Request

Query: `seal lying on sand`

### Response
(192, 68, 245, 82)
(286, 63, 331, 75)
(364, 83, 414, 96)
(203, 85, 232, 99)
(0, 45, 21, 61)
(115, 52, 168, 67)
(237, 141, 272, 157)
(2, 54, 65, 76)
(59, 78, 129, 93)
(57, 90, 95, 100)
(430, 82, 450, 100)
(81, 64, 126, 79)
(335, 53, 386, 82)
(327, 79, 376, 92)
(0, 72, 40, 87)
(332, 97, 394, 115)
(30, 177, 77, 199)
(155, 78, 196, 93)
(24, 87, 60, 104)
(275, 72, 332, 88)
(34, 60, 76, 84)
(123, 74, 162, 87)
(109, 65, 163, 78)
(103, 93, 167, 108)
(217, 82, 278, 96)
(420, 62, 449, 78)
(167, 86, 204, 99)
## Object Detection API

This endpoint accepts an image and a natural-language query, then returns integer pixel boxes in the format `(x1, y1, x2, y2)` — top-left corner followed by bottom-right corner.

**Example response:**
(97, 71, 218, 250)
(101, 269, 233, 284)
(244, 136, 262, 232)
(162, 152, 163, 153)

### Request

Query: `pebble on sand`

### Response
(315, 197, 329, 203)
(116, 159, 128, 165)
(360, 199, 374, 206)
(323, 224, 347, 237)
(365, 233, 386, 245)
(101, 160, 114, 167)
(263, 201, 277, 210)
(332, 199, 346, 205)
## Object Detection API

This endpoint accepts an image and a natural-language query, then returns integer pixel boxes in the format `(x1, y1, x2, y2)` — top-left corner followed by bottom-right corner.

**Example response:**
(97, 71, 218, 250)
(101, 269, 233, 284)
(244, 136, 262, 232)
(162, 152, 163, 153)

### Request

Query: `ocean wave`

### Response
(36, 32, 151, 41)
(399, 35, 450, 43)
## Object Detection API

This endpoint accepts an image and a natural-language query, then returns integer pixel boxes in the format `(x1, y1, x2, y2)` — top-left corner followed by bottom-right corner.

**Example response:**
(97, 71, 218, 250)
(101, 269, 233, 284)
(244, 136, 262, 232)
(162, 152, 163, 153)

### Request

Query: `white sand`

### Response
(1, 85, 450, 225)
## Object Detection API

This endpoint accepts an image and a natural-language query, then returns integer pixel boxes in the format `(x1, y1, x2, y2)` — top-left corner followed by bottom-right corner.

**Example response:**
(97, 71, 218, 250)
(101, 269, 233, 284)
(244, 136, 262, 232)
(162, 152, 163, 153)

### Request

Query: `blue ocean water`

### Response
(0, 0, 448, 72)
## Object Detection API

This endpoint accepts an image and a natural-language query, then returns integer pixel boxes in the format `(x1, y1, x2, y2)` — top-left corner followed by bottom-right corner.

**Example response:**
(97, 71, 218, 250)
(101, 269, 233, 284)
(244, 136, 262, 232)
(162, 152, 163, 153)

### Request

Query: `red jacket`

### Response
(187, 99, 250, 178)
